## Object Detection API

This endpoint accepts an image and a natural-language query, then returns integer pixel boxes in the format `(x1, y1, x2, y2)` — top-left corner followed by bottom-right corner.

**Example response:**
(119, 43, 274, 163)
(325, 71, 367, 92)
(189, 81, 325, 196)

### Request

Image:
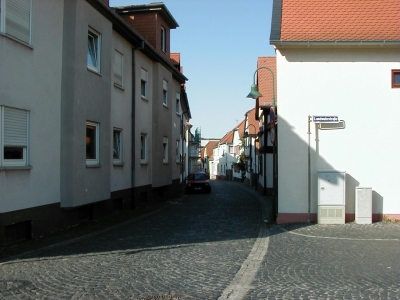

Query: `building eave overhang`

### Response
(87, 1, 187, 83)
(271, 40, 400, 49)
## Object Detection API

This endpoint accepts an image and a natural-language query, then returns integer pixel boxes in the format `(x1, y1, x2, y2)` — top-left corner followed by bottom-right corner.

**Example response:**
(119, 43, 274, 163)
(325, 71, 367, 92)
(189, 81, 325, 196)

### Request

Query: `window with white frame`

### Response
(141, 68, 148, 99)
(114, 50, 123, 88)
(113, 128, 122, 163)
(140, 133, 147, 163)
(176, 92, 181, 115)
(87, 28, 101, 73)
(163, 136, 168, 163)
(0, 106, 29, 167)
(176, 140, 180, 163)
(0, 0, 32, 45)
(86, 121, 99, 165)
(161, 26, 166, 53)
(163, 80, 168, 106)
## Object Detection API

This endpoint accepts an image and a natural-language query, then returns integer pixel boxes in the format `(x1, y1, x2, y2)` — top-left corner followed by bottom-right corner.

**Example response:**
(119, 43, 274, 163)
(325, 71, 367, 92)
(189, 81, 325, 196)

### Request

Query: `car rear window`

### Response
(188, 173, 208, 180)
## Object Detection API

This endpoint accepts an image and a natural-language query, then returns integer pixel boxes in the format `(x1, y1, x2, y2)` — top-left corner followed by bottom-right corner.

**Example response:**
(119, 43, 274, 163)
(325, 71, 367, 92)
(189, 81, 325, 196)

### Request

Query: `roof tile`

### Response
(280, 0, 400, 41)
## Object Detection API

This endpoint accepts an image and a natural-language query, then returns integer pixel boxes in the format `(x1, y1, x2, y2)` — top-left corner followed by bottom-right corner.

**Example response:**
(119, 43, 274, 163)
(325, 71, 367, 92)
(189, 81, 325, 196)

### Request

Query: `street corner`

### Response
(270, 222, 400, 241)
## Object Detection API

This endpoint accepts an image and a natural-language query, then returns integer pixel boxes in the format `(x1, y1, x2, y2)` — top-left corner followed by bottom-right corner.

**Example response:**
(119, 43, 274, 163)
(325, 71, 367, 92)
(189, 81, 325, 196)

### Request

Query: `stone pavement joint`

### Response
(218, 184, 271, 300)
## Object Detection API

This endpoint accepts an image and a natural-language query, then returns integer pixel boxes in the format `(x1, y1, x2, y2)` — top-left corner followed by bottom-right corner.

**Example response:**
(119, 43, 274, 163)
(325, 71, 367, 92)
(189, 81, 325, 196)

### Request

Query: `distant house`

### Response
(270, 0, 400, 223)
(201, 141, 219, 174)
(213, 121, 245, 181)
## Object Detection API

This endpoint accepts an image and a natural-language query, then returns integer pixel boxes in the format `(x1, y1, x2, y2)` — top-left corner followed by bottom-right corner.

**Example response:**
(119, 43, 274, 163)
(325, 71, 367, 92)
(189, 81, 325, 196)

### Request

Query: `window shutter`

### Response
(4, 107, 28, 147)
(5, 0, 31, 44)
(141, 69, 147, 81)
(114, 51, 123, 87)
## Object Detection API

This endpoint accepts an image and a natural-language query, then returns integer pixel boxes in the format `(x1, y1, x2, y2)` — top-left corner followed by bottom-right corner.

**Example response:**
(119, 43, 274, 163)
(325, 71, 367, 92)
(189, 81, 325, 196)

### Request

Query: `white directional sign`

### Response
(313, 116, 339, 123)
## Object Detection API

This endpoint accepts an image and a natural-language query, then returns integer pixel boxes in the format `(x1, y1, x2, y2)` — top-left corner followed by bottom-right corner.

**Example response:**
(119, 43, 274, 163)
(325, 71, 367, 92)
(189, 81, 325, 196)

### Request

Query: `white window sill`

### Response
(140, 161, 148, 165)
(114, 83, 124, 90)
(113, 162, 124, 167)
(87, 67, 102, 76)
(0, 165, 32, 171)
(86, 164, 101, 168)
(141, 96, 149, 101)
(0, 33, 33, 48)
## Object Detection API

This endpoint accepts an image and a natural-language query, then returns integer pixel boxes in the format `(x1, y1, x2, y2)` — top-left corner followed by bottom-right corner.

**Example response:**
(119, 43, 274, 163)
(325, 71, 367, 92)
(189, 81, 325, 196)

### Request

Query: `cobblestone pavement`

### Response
(244, 223, 400, 300)
(0, 180, 264, 299)
(1, 180, 399, 300)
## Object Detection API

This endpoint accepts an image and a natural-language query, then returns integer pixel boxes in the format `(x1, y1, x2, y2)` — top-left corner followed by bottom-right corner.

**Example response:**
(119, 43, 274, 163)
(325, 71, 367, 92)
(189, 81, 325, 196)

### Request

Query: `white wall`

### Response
(110, 31, 133, 193)
(0, 0, 64, 212)
(277, 47, 400, 219)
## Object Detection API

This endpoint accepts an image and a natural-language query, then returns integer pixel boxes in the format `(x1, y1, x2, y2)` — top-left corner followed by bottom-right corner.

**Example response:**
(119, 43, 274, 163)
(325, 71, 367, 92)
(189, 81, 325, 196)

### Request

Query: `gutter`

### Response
(270, 40, 400, 47)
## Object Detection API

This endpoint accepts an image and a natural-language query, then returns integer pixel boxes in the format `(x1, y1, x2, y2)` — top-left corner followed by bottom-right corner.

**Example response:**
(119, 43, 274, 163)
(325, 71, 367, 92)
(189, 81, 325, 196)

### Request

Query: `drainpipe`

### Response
(263, 109, 267, 195)
(131, 48, 136, 210)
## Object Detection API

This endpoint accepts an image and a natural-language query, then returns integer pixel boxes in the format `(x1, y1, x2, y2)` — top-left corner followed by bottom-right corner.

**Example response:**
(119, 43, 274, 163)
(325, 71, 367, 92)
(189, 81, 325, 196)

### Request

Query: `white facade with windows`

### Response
(0, 1, 191, 245)
(275, 47, 400, 223)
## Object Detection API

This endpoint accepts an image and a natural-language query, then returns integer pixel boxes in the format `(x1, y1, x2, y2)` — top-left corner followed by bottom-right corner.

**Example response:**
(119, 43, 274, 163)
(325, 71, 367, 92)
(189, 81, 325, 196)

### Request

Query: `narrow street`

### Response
(0, 180, 399, 299)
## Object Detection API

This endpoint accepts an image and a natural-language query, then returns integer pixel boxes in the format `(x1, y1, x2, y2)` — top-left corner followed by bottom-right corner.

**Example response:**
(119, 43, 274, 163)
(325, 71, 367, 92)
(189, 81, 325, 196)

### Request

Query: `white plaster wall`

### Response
(277, 47, 400, 216)
(110, 32, 133, 193)
(135, 53, 153, 187)
(0, 0, 64, 212)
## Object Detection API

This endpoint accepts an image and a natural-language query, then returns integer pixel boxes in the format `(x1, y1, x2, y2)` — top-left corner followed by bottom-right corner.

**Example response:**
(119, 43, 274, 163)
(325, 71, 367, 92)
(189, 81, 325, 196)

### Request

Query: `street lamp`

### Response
(247, 66, 277, 222)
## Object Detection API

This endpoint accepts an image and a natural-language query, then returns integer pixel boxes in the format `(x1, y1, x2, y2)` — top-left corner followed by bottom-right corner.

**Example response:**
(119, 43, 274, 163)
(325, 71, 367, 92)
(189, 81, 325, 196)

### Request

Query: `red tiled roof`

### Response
(245, 108, 259, 135)
(257, 57, 277, 108)
(203, 141, 219, 158)
(279, 0, 400, 41)
(170, 53, 180, 65)
(220, 131, 233, 144)
(220, 119, 245, 144)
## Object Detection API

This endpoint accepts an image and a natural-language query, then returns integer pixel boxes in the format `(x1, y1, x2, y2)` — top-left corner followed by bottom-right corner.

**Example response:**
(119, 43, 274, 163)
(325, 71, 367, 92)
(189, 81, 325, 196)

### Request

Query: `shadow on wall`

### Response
(277, 115, 387, 223)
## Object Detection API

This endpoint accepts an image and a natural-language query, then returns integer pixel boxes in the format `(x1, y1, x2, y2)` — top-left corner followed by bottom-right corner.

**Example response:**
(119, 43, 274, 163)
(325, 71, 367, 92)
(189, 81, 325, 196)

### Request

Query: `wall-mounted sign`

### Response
(313, 116, 339, 123)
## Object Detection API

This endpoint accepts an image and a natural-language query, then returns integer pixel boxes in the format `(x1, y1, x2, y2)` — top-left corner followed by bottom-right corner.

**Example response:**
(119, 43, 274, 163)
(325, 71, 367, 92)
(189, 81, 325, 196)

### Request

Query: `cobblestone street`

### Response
(0, 180, 399, 299)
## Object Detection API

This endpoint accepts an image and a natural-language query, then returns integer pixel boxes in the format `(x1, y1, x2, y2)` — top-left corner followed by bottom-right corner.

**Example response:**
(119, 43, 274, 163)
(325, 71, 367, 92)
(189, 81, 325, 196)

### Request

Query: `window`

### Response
(113, 128, 122, 163)
(392, 70, 400, 88)
(114, 50, 123, 88)
(87, 28, 101, 73)
(163, 136, 168, 163)
(161, 26, 166, 53)
(0, 0, 32, 45)
(86, 121, 99, 166)
(140, 133, 147, 163)
(176, 140, 180, 162)
(163, 80, 168, 106)
(0, 106, 29, 167)
(176, 92, 181, 115)
(141, 68, 148, 99)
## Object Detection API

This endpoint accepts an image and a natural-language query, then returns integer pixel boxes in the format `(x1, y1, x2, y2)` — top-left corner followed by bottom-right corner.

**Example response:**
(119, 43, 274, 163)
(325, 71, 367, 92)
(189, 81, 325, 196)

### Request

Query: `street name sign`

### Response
(313, 116, 339, 123)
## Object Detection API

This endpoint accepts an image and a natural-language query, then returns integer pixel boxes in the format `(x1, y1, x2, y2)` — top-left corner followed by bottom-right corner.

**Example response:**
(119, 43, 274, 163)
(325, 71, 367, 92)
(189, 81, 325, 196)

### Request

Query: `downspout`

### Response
(264, 109, 267, 195)
(131, 41, 145, 209)
(131, 47, 136, 210)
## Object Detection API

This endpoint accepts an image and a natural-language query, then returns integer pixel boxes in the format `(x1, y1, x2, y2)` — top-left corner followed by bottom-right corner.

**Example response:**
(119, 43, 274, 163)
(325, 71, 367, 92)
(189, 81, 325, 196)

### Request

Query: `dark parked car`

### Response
(185, 172, 211, 194)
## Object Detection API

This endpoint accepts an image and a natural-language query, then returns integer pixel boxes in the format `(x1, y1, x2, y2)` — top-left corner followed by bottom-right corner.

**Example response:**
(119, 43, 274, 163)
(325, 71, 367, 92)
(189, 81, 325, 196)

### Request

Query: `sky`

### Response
(110, 0, 276, 139)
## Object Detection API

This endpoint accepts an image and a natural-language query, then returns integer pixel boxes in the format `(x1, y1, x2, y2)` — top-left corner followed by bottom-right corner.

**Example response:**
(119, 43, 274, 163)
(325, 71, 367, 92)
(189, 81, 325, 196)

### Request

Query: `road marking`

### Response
(279, 228, 399, 241)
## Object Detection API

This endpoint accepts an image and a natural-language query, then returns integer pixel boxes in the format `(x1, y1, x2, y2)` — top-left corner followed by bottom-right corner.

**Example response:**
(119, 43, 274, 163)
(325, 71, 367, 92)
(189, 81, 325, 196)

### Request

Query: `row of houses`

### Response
(0, 0, 193, 245)
(203, 0, 400, 224)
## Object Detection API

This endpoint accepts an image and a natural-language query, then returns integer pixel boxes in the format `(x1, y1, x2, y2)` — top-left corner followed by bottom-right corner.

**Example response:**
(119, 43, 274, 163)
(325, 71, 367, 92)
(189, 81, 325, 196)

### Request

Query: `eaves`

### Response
(271, 40, 400, 49)
(87, 0, 188, 84)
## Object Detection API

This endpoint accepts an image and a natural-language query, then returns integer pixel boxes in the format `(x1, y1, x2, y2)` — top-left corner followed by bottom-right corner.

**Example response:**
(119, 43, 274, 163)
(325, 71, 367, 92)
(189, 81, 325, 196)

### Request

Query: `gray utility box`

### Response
(318, 170, 346, 224)
(355, 187, 372, 224)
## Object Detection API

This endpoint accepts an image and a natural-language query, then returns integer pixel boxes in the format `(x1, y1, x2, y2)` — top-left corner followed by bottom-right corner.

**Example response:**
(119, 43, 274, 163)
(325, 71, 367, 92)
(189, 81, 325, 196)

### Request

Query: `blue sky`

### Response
(110, 0, 276, 138)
